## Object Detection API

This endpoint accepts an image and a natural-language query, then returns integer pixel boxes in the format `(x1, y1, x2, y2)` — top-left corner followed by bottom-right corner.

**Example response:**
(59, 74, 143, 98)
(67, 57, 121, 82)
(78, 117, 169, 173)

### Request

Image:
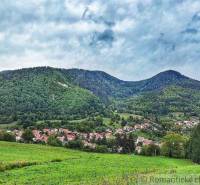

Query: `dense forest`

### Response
(1, 67, 200, 126)
(0, 67, 104, 124)
(114, 86, 200, 117)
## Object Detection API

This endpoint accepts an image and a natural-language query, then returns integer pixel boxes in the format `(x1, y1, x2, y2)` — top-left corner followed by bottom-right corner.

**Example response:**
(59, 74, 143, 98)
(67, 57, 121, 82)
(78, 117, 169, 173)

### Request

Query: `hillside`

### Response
(61, 69, 200, 100)
(60, 68, 135, 100)
(1, 67, 200, 124)
(62, 69, 200, 118)
(0, 67, 103, 124)
(0, 141, 199, 185)
(114, 86, 200, 117)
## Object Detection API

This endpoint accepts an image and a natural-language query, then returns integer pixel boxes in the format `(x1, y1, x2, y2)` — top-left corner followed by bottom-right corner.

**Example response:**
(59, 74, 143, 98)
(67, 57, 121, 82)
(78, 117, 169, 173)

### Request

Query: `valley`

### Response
(1, 67, 200, 184)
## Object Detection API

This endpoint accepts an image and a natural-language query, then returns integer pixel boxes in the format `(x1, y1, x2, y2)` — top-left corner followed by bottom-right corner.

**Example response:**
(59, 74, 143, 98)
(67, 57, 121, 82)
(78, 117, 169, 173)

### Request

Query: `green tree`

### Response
(121, 118, 127, 127)
(22, 129, 34, 143)
(0, 131, 15, 142)
(95, 145, 108, 153)
(95, 116, 103, 126)
(141, 144, 160, 156)
(47, 135, 62, 147)
(190, 124, 200, 163)
(66, 139, 83, 149)
(161, 133, 188, 158)
(107, 138, 117, 152)
(115, 133, 136, 154)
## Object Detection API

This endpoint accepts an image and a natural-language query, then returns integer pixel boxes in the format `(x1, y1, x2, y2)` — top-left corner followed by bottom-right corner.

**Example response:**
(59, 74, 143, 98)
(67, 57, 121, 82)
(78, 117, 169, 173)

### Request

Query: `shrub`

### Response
(94, 145, 108, 153)
(66, 140, 83, 149)
(0, 163, 6, 172)
(21, 129, 34, 143)
(0, 131, 15, 142)
(47, 135, 62, 147)
(141, 144, 160, 156)
(51, 159, 62, 163)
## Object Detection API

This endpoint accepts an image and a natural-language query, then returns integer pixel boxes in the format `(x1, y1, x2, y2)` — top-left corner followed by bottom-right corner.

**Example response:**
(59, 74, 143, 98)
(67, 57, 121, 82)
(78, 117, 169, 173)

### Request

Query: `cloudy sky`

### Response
(0, 0, 200, 80)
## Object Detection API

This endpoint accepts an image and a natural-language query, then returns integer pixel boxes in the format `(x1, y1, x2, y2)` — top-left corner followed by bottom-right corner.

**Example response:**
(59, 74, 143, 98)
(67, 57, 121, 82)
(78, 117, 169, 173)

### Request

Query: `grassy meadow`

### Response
(0, 141, 200, 185)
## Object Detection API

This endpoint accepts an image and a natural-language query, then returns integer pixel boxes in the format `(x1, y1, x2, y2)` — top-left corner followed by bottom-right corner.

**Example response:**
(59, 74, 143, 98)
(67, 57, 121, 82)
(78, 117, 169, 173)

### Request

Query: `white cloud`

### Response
(65, 21, 106, 33)
(113, 18, 136, 33)
(0, 32, 5, 41)
(1, 0, 200, 81)
(64, 0, 86, 18)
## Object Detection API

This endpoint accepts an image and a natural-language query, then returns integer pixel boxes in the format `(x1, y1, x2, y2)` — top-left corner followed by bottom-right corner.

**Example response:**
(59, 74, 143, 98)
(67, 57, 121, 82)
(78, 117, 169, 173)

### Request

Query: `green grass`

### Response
(118, 113, 142, 119)
(133, 130, 153, 138)
(0, 122, 18, 129)
(0, 141, 199, 185)
(103, 117, 111, 125)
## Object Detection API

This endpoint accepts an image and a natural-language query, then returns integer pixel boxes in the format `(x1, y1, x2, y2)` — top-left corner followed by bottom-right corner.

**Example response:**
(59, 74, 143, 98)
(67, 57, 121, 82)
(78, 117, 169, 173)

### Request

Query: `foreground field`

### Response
(0, 142, 200, 185)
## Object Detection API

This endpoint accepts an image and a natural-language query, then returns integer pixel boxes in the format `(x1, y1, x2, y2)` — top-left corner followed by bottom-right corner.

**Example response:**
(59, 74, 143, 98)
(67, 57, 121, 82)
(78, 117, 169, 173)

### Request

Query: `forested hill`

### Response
(60, 68, 134, 100)
(0, 67, 103, 123)
(60, 68, 200, 100)
(1, 66, 200, 124)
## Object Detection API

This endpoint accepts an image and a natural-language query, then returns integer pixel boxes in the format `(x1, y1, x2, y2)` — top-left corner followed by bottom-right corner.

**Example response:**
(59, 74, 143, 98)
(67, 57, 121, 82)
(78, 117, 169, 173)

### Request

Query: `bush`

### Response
(141, 144, 160, 156)
(0, 163, 6, 172)
(66, 140, 83, 149)
(82, 145, 94, 152)
(21, 129, 34, 143)
(94, 145, 108, 153)
(47, 135, 62, 147)
(0, 131, 15, 142)
(51, 159, 62, 163)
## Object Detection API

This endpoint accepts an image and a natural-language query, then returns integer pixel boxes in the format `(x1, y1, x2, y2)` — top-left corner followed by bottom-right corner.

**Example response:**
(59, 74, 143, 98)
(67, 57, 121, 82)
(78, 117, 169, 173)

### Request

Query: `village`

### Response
(1, 121, 157, 152)
(1, 117, 199, 154)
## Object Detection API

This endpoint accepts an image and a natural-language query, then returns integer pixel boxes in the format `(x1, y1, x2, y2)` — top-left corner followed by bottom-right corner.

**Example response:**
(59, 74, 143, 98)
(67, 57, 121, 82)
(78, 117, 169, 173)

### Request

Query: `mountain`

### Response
(135, 70, 200, 92)
(110, 70, 200, 117)
(60, 69, 200, 100)
(114, 86, 200, 117)
(60, 68, 134, 100)
(0, 67, 103, 124)
(0, 67, 200, 124)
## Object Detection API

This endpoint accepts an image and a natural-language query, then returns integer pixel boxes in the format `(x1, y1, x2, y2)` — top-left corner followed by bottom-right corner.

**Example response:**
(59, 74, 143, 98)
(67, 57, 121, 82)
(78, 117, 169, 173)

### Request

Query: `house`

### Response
(32, 130, 48, 143)
(83, 141, 96, 149)
(123, 126, 134, 132)
(66, 133, 76, 141)
(143, 123, 151, 129)
(175, 120, 198, 129)
(136, 137, 145, 145)
(115, 129, 123, 135)
(135, 137, 154, 147)
(143, 139, 153, 146)
(57, 136, 67, 145)
(134, 124, 142, 130)
(13, 130, 23, 142)
(135, 146, 142, 154)
(89, 132, 104, 141)
(59, 128, 70, 135)
(43, 128, 58, 136)
(79, 133, 88, 140)
(105, 132, 113, 139)
(117, 147, 123, 153)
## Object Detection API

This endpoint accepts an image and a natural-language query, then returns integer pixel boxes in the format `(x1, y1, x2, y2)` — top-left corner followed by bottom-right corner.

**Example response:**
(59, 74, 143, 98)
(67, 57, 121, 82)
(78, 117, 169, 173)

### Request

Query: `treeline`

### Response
(19, 116, 110, 132)
(46, 132, 137, 154)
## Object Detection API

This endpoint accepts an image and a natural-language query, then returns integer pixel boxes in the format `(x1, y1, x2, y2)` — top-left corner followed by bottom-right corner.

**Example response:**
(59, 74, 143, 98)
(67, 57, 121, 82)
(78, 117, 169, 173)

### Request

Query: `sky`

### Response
(0, 0, 200, 81)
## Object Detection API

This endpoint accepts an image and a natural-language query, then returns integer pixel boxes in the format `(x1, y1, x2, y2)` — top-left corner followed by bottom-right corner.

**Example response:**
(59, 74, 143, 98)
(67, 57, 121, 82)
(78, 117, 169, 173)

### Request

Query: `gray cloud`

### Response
(0, 0, 200, 80)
